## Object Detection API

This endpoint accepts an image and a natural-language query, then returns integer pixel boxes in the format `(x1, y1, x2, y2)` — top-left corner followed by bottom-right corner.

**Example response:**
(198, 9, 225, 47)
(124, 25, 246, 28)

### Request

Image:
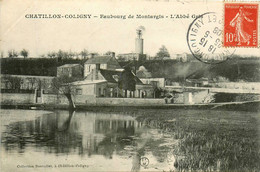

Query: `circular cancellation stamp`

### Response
(187, 12, 235, 64)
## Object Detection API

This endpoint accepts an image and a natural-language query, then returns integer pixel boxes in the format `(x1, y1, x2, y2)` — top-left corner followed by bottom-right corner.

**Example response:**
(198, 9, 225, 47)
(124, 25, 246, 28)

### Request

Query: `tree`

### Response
(39, 54, 46, 58)
(8, 50, 18, 58)
(80, 49, 88, 59)
(56, 50, 64, 62)
(28, 78, 37, 90)
(3, 75, 22, 91)
(155, 45, 170, 60)
(56, 50, 74, 61)
(104, 51, 113, 55)
(47, 52, 56, 58)
(20, 49, 29, 58)
(68, 51, 76, 59)
(1, 51, 4, 58)
(52, 75, 82, 109)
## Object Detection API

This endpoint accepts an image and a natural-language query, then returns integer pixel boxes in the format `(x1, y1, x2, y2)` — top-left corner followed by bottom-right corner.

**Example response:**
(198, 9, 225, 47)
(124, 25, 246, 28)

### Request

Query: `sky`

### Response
(1, 0, 259, 57)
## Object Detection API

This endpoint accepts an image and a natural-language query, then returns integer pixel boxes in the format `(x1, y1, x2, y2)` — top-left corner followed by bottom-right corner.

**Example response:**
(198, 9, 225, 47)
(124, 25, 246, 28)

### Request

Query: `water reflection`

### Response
(1, 110, 175, 171)
(2, 110, 140, 156)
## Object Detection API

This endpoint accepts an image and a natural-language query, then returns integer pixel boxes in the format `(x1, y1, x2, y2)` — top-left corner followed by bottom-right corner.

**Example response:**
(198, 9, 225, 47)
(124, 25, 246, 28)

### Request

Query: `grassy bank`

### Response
(134, 109, 260, 172)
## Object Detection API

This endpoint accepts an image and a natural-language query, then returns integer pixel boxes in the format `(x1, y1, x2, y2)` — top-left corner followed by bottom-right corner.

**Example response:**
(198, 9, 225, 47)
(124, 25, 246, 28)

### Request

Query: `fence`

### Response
(1, 89, 34, 93)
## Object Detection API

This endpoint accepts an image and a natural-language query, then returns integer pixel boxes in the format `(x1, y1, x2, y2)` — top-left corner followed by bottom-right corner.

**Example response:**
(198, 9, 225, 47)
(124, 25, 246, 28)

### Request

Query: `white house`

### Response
(84, 54, 122, 77)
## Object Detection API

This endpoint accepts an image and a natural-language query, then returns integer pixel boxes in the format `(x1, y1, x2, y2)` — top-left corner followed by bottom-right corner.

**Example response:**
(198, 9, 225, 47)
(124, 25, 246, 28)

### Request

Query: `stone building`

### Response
(57, 64, 83, 77)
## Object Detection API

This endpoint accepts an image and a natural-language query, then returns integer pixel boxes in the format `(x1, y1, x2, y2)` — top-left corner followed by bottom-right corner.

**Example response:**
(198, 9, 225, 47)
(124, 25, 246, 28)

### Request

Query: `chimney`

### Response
(110, 52, 115, 58)
(90, 53, 95, 58)
(94, 63, 100, 80)
(96, 63, 100, 70)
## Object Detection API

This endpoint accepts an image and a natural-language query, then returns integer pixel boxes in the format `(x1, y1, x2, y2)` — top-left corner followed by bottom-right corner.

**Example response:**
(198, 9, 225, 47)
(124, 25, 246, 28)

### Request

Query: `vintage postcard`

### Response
(1, 0, 260, 172)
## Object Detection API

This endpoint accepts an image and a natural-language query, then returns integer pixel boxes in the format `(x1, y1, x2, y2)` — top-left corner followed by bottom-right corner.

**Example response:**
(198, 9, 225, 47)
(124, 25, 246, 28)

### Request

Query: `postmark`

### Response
(187, 12, 235, 64)
(224, 3, 258, 47)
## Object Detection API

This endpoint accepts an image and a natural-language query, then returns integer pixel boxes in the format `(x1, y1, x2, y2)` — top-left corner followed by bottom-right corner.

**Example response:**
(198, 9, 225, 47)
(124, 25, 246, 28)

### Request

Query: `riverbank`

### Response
(1, 100, 260, 112)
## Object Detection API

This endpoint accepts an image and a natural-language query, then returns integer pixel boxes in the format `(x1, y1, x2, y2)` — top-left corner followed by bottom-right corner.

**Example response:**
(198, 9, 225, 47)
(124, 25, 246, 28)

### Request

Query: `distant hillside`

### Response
(0, 58, 85, 76)
(120, 58, 260, 82)
(1, 57, 260, 82)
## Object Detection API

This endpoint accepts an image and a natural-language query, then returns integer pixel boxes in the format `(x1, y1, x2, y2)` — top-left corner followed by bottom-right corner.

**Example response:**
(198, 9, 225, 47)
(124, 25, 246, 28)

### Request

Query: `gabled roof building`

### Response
(84, 53, 122, 77)
(71, 54, 156, 98)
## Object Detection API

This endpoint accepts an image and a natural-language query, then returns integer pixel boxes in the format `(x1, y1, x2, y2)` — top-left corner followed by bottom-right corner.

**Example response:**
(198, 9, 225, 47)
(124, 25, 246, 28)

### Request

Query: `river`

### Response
(0, 109, 176, 172)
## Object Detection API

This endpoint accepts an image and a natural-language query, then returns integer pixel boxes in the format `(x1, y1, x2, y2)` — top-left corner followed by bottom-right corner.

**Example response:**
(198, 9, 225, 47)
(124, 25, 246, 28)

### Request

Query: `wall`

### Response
(172, 93, 184, 104)
(84, 64, 97, 77)
(136, 84, 154, 98)
(172, 91, 215, 104)
(75, 95, 96, 104)
(0, 90, 215, 106)
(140, 78, 165, 88)
(1, 93, 35, 104)
(84, 69, 105, 81)
(76, 84, 95, 95)
(41, 94, 95, 105)
(192, 90, 215, 104)
(95, 97, 164, 106)
(215, 82, 260, 91)
(41, 94, 164, 106)
(42, 90, 213, 106)
(84, 64, 110, 77)
(1, 74, 54, 90)
(95, 82, 109, 97)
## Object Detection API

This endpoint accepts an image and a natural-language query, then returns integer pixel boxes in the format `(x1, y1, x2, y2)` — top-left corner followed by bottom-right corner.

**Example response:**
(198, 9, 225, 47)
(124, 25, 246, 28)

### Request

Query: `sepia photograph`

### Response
(0, 0, 260, 171)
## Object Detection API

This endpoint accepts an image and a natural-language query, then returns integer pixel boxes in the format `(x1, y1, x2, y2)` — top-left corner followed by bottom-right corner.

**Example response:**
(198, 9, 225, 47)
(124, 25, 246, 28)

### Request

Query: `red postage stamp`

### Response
(224, 3, 258, 47)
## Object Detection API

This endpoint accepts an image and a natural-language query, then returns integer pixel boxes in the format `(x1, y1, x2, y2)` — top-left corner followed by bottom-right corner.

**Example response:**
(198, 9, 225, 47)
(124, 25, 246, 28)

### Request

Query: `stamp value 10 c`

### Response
(224, 3, 258, 47)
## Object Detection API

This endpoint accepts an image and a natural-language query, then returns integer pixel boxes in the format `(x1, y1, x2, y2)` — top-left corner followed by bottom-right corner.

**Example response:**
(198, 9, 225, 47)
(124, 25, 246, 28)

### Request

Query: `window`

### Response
(98, 88, 101, 96)
(76, 88, 82, 95)
(112, 75, 119, 82)
(103, 88, 106, 96)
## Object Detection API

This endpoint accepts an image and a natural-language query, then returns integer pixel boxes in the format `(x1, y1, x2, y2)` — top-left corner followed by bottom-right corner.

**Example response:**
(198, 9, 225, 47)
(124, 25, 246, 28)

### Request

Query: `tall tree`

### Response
(51, 75, 82, 109)
(155, 45, 170, 60)
(20, 49, 29, 58)
(8, 50, 18, 58)
(80, 49, 88, 59)
(104, 51, 113, 56)
(47, 52, 56, 58)
(3, 75, 22, 91)
(68, 51, 76, 59)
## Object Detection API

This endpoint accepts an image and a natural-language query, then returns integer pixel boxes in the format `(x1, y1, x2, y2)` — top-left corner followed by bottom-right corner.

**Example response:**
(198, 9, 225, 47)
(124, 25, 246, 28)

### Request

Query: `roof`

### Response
(58, 64, 82, 68)
(117, 53, 139, 56)
(85, 56, 122, 69)
(136, 70, 152, 78)
(0, 74, 54, 79)
(186, 78, 209, 83)
(72, 80, 107, 86)
(99, 69, 143, 85)
(100, 69, 122, 83)
(85, 56, 113, 64)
